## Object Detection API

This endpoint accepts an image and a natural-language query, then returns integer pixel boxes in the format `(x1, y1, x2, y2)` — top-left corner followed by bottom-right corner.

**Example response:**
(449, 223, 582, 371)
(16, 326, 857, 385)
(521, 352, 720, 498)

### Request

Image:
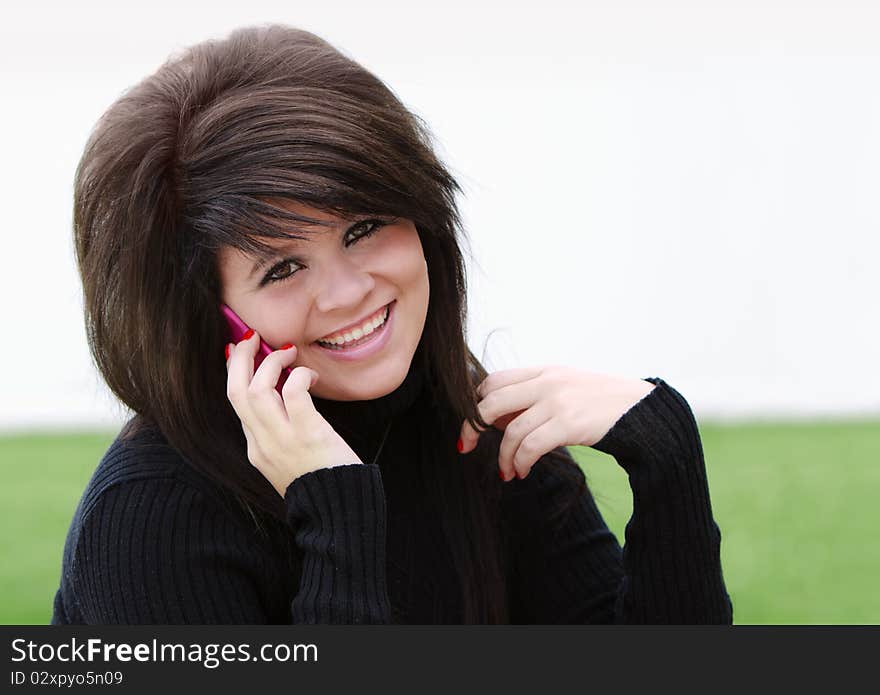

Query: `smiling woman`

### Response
(216, 204, 429, 401)
(53, 24, 732, 625)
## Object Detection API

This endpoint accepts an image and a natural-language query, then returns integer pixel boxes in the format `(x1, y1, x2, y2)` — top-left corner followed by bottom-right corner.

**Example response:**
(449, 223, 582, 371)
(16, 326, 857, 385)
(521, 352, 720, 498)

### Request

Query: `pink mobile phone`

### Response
(220, 303, 292, 394)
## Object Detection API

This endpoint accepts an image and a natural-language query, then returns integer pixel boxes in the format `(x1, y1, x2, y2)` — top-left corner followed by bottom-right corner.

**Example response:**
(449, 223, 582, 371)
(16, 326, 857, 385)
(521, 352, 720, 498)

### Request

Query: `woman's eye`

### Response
(261, 218, 390, 286)
(345, 219, 386, 244)
(263, 259, 300, 285)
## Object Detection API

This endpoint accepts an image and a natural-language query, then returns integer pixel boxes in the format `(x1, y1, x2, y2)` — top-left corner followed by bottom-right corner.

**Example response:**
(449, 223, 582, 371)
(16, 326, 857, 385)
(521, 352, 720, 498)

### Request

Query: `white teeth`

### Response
(317, 305, 389, 348)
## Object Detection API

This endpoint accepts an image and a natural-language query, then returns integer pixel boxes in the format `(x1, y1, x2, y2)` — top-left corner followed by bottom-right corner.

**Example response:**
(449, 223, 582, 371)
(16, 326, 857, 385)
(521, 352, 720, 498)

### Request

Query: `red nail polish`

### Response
(456, 438, 463, 453)
(498, 470, 505, 481)
(279, 343, 294, 350)
(241, 329, 254, 342)
(224, 344, 230, 361)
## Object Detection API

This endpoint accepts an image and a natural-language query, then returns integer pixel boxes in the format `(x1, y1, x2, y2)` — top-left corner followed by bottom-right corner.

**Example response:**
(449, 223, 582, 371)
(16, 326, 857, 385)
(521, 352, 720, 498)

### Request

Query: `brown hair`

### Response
(73, 24, 585, 623)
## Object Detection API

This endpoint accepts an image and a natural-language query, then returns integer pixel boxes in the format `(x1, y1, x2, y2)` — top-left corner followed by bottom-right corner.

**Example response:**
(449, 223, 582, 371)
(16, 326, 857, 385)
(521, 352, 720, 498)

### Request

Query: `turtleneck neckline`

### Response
(310, 355, 426, 456)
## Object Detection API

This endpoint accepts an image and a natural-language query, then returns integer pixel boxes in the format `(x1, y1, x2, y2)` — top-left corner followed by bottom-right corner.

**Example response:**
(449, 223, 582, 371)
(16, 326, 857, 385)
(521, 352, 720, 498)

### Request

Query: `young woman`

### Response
(52, 24, 732, 624)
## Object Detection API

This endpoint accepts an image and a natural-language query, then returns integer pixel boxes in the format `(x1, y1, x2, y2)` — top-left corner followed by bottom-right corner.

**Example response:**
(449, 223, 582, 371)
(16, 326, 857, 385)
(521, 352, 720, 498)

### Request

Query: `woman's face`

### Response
(217, 201, 430, 401)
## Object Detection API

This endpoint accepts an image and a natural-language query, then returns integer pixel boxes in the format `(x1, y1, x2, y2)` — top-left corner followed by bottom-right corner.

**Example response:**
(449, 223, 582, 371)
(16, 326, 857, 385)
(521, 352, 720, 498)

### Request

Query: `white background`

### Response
(1, 0, 878, 431)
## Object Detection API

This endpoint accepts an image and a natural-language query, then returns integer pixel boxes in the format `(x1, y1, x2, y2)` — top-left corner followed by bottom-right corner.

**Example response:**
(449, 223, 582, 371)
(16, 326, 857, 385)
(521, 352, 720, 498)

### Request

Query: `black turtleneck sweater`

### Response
(51, 362, 732, 624)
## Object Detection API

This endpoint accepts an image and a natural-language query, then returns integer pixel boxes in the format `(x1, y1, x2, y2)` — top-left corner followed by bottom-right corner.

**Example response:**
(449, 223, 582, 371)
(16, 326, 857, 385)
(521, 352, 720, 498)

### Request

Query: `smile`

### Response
(314, 299, 397, 362)
(315, 302, 392, 349)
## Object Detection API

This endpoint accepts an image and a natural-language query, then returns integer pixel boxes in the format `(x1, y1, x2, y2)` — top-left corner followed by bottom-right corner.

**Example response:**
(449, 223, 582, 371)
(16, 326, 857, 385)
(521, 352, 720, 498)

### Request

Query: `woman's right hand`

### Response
(225, 330, 363, 497)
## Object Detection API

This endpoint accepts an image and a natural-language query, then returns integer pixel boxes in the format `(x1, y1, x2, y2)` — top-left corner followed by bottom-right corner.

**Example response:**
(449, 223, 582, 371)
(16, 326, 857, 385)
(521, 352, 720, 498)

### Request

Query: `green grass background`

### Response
(2, 420, 878, 624)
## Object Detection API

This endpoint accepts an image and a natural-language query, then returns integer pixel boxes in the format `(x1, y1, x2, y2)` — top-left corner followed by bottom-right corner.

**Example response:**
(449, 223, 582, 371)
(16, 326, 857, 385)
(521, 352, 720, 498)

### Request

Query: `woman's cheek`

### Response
(261, 296, 310, 349)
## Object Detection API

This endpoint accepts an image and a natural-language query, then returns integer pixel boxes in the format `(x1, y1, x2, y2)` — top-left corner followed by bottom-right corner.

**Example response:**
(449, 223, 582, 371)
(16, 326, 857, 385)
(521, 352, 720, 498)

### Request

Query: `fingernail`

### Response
(224, 344, 230, 361)
(456, 438, 463, 453)
(279, 343, 294, 350)
(241, 328, 254, 342)
(498, 470, 505, 481)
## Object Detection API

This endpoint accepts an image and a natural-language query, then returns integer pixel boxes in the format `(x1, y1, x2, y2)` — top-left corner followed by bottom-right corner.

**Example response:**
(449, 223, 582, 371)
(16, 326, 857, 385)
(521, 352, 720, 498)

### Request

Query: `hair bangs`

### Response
(180, 86, 428, 247)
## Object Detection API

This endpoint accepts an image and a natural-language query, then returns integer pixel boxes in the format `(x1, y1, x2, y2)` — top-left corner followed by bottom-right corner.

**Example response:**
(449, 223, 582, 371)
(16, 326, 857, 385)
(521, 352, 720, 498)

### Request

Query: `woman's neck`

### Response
(310, 355, 426, 461)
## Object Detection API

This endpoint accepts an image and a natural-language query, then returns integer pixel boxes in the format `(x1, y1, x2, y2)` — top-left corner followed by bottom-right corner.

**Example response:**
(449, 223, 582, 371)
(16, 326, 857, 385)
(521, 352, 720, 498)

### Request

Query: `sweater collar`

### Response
(310, 350, 426, 456)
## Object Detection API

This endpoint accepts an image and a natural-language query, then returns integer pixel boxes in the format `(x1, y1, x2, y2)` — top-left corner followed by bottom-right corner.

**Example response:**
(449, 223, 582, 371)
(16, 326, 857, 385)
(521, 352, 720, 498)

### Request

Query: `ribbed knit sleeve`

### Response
(283, 464, 391, 624)
(503, 378, 732, 624)
(66, 463, 390, 624)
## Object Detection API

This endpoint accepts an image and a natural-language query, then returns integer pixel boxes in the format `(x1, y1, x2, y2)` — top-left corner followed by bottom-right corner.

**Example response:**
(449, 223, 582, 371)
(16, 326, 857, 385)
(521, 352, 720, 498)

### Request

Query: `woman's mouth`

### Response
(312, 300, 396, 360)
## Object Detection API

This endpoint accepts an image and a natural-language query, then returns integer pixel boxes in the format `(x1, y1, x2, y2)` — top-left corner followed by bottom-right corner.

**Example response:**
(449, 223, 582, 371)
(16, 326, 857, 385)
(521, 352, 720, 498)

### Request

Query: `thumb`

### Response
(280, 366, 320, 407)
(458, 418, 484, 455)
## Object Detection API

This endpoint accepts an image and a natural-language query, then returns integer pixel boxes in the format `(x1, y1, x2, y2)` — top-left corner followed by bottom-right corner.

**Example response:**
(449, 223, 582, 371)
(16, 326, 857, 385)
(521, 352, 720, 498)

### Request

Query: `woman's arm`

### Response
(284, 464, 391, 623)
(502, 378, 733, 624)
(70, 464, 391, 624)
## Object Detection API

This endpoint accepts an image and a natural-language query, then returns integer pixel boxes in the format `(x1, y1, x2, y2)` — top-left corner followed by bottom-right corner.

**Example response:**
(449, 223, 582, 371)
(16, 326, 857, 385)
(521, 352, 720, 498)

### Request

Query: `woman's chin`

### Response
(308, 360, 410, 402)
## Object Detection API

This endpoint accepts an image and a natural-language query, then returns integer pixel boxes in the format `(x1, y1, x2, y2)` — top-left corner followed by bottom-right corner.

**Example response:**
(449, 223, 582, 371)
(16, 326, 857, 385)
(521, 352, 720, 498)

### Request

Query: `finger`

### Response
(511, 417, 565, 481)
(280, 365, 321, 420)
(460, 410, 530, 456)
(476, 367, 542, 399)
(225, 331, 259, 427)
(497, 403, 553, 481)
(458, 417, 487, 455)
(463, 378, 545, 453)
(250, 342, 298, 392)
(245, 339, 307, 432)
(462, 367, 543, 454)
(227, 330, 291, 444)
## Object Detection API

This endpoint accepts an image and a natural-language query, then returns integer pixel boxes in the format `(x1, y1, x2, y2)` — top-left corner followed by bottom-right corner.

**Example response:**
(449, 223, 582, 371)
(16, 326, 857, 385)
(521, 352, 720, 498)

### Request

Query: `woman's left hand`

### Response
(458, 366, 656, 481)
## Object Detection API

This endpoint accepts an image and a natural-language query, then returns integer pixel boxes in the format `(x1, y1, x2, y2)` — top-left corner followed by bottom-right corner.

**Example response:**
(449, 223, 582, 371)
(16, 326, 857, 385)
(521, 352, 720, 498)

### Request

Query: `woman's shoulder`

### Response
(57, 420, 294, 624)
(76, 417, 235, 523)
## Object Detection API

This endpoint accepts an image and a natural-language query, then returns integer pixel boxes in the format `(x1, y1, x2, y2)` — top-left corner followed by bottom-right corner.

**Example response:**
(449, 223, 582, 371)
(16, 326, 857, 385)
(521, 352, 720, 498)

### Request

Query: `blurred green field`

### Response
(1, 420, 878, 624)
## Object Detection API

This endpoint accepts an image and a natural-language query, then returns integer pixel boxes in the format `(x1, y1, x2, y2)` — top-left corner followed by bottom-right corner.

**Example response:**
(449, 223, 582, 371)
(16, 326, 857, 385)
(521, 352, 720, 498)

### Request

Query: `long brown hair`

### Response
(73, 24, 585, 623)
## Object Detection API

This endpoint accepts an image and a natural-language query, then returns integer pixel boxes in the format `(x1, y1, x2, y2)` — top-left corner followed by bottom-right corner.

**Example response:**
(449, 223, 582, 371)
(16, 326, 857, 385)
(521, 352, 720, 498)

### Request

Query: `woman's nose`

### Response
(313, 256, 375, 314)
